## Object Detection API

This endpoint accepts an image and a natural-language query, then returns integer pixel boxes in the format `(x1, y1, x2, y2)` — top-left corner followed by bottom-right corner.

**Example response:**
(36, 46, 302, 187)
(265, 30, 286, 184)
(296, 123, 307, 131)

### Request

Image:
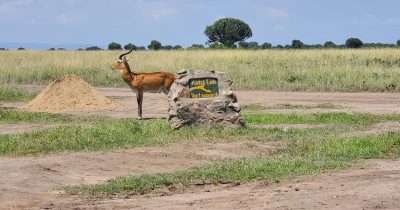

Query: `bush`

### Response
(108, 42, 122, 50)
(173, 45, 182, 50)
(148, 40, 162, 50)
(324, 41, 336, 48)
(238, 41, 250, 49)
(345, 38, 363, 48)
(291, 40, 304, 49)
(188, 44, 205, 49)
(124, 43, 137, 50)
(261, 42, 272, 49)
(85, 46, 102, 51)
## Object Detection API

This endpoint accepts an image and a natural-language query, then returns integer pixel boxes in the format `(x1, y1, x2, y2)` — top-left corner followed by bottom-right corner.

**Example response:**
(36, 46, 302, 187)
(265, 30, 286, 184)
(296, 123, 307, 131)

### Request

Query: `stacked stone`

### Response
(168, 69, 245, 129)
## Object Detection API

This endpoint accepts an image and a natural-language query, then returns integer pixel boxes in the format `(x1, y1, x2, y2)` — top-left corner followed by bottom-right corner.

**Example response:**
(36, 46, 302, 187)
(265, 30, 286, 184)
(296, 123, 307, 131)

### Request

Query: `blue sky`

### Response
(0, 0, 399, 49)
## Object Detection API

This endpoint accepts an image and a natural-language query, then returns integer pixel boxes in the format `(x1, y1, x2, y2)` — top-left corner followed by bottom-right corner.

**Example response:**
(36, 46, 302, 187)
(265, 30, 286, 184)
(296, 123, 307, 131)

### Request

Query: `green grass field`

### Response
(1, 48, 400, 91)
(1, 108, 400, 196)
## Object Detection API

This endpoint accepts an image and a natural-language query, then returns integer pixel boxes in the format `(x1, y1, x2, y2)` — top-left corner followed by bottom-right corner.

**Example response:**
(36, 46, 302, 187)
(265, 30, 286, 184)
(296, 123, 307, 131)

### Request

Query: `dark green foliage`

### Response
(188, 44, 205, 49)
(291, 40, 304, 49)
(324, 41, 336, 48)
(17, 47, 25, 50)
(148, 40, 162, 50)
(173, 45, 182, 50)
(208, 43, 234, 49)
(204, 17, 252, 47)
(261, 42, 272, 49)
(124, 43, 137, 50)
(238, 41, 250, 49)
(162, 45, 173, 50)
(345, 38, 363, 48)
(397, 40, 400, 47)
(85, 46, 102, 51)
(248, 41, 259, 49)
(108, 42, 122, 50)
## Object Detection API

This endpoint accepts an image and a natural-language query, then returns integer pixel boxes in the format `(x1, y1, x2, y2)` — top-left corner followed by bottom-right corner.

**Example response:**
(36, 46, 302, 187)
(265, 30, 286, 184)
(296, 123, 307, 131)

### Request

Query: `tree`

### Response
(238, 41, 250, 49)
(397, 39, 400, 47)
(204, 17, 252, 47)
(17, 47, 25, 50)
(291, 40, 304, 49)
(86, 46, 102, 51)
(172, 45, 182, 50)
(124, 43, 137, 50)
(324, 41, 336, 48)
(188, 44, 205, 49)
(248, 41, 259, 49)
(261, 42, 272, 49)
(163, 45, 173, 50)
(108, 42, 122, 50)
(345, 37, 363, 48)
(148, 40, 162, 50)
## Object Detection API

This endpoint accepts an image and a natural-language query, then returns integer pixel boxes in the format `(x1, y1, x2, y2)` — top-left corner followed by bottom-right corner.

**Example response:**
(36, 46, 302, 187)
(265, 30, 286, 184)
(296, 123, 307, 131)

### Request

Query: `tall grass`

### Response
(0, 86, 36, 102)
(1, 49, 400, 91)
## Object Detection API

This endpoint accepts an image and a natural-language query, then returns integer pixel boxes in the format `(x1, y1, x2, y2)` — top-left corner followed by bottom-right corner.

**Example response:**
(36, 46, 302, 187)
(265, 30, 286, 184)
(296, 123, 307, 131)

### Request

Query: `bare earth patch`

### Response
(0, 141, 276, 210)
(2, 87, 400, 209)
(43, 159, 400, 210)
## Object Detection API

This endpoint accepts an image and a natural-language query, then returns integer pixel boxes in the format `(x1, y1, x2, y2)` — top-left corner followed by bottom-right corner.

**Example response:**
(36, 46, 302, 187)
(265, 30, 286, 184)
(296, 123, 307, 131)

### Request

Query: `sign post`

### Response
(168, 69, 244, 129)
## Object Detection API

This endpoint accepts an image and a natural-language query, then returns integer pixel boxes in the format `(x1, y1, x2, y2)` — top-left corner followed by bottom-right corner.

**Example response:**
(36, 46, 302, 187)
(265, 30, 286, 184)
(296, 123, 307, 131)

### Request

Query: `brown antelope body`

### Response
(111, 49, 175, 119)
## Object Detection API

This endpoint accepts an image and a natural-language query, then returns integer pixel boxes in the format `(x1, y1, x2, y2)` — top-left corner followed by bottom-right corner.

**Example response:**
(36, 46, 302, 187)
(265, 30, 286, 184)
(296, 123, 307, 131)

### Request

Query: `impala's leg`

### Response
(137, 90, 144, 119)
(162, 87, 168, 95)
(136, 91, 141, 120)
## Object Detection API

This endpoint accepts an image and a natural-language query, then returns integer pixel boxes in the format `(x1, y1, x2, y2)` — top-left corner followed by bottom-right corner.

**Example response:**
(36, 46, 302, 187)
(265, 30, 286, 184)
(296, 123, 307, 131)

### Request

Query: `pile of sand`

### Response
(22, 75, 126, 113)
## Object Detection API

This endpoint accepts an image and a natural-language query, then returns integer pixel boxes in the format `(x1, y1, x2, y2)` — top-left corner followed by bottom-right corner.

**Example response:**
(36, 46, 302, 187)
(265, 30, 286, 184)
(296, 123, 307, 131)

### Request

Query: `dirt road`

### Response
(1, 88, 400, 209)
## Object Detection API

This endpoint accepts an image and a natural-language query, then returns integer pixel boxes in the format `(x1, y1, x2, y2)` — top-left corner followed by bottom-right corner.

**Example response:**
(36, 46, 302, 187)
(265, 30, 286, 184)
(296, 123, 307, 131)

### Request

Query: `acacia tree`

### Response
(346, 37, 363, 48)
(204, 18, 252, 47)
(397, 39, 400, 47)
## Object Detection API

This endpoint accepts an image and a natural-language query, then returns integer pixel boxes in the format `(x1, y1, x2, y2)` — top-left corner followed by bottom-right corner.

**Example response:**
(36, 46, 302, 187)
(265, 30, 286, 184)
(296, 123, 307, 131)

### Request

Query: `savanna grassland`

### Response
(1, 49, 400, 209)
(1, 48, 400, 91)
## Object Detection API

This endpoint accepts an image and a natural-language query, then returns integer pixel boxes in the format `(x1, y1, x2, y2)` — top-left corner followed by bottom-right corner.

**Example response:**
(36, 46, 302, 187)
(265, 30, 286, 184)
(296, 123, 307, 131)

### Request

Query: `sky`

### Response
(0, 0, 399, 49)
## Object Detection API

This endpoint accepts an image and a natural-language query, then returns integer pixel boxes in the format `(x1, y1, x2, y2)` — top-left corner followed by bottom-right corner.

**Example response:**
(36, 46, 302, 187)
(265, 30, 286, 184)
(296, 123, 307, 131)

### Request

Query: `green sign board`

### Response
(189, 78, 219, 98)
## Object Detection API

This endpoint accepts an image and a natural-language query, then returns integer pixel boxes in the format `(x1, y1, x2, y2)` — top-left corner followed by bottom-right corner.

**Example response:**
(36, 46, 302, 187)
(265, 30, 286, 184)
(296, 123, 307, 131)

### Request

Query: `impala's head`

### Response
(110, 48, 133, 70)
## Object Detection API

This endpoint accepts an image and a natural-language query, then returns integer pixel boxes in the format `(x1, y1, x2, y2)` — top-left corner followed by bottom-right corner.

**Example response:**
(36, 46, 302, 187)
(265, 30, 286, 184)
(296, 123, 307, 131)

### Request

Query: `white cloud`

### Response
(0, 0, 32, 12)
(55, 13, 86, 25)
(384, 17, 400, 25)
(265, 7, 289, 18)
(350, 15, 400, 26)
(137, 0, 177, 20)
(57, 14, 71, 24)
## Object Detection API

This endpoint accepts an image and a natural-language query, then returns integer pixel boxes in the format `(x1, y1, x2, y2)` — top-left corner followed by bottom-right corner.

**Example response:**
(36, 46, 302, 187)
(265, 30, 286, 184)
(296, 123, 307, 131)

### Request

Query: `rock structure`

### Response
(168, 69, 245, 129)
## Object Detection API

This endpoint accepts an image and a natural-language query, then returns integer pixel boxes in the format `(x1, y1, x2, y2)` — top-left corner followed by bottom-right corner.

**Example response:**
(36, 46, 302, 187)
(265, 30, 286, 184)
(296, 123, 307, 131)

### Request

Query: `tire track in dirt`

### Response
(0, 141, 277, 210)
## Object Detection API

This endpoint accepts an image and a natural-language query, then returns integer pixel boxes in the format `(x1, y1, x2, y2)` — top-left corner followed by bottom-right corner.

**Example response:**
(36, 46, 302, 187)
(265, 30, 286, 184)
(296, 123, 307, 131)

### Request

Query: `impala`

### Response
(110, 48, 175, 119)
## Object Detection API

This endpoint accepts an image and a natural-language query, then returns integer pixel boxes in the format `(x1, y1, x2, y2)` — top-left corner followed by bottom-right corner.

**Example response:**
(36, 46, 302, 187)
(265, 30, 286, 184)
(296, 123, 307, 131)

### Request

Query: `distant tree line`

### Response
(3, 18, 400, 51)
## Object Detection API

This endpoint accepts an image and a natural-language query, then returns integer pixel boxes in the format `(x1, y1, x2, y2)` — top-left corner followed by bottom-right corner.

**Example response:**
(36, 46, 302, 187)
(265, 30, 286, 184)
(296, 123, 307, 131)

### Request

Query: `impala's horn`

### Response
(118, 47, 134, 60)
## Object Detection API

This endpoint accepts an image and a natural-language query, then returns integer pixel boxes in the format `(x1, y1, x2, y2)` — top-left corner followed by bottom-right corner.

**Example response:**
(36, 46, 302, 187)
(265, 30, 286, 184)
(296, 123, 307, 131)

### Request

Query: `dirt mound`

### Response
(22, 75, 126, 113)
